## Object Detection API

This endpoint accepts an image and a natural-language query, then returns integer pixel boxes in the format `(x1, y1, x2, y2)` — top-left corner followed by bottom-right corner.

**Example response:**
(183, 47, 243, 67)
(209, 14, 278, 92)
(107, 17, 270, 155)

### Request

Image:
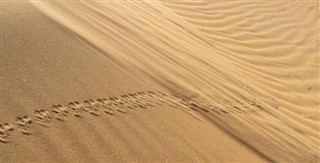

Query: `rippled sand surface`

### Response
(1, 1, 319, 162)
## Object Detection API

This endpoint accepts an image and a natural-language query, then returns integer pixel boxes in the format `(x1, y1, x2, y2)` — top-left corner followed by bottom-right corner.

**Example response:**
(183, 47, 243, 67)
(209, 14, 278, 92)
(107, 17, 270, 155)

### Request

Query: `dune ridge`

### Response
(1, 0, 319, 162)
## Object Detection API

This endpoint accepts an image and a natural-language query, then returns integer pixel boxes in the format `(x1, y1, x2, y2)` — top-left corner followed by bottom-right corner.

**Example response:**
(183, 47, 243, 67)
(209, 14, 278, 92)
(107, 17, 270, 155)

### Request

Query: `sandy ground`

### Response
(1, 0, 319, 162)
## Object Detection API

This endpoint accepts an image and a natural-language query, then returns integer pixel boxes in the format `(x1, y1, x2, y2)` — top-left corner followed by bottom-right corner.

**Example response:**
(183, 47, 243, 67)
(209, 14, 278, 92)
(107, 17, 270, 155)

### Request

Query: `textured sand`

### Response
(1, 0, 319, 162)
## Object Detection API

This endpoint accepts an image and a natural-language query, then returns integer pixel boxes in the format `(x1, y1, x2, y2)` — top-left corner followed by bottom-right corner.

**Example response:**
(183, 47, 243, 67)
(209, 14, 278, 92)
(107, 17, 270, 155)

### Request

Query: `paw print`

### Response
(34, 109, 52, 126)
(108, 98, 127, 114)
(51, 105, 68, 121)
(0, 123, 15, 143)
(68, 102, 86, 117)
(83, 99, 99, 116)
(96, 99, 115, 115)
(15, 116, 32, 135)
(250, 98, 263, 110)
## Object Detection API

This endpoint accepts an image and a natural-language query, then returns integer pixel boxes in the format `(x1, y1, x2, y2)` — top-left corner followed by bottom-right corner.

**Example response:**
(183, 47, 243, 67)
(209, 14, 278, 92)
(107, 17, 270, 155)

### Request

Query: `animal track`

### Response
(34, 109, 52, 126)
(96, 99, 115, 115)
(15, 116, 32, 135)
(83, 99, 100, 116)
(68, 101, 85, 118)
(51, 105, 68, 121)
(1, 90, 279, 143)
(0, 123, 15, 143)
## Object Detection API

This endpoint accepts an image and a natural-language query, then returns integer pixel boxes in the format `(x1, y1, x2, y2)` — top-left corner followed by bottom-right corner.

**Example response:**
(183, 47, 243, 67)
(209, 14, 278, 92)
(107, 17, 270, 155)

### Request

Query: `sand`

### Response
(1, 0, 319, 162)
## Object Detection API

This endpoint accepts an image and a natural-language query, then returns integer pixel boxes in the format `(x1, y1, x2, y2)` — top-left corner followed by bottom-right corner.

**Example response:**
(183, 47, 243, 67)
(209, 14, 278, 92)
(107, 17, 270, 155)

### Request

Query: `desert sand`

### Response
(1, 0, 319, 162)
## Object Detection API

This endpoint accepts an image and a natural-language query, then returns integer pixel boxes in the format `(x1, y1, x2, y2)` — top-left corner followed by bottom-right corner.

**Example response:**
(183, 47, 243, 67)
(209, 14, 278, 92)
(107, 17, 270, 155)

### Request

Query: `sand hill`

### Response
(1, 0, 319, 162)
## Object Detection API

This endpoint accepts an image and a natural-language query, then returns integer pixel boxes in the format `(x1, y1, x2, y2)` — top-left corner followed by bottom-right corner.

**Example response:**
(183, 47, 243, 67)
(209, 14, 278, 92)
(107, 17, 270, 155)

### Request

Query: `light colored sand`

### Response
(1, 0, 319, 162)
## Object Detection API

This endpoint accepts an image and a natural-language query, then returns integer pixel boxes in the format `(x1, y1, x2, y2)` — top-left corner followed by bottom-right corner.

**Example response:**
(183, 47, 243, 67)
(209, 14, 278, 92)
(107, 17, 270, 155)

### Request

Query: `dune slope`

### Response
(1, 0, 319, 162)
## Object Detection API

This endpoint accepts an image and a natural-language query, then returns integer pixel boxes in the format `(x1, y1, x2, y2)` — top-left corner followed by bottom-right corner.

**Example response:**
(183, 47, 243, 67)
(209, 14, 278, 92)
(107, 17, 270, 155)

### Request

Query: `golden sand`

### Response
(1, 0, 319, 162)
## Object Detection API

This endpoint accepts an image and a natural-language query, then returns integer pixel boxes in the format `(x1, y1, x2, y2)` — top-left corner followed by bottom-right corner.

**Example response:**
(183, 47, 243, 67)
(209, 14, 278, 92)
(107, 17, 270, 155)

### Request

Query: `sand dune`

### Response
(1, 0, 319, 162)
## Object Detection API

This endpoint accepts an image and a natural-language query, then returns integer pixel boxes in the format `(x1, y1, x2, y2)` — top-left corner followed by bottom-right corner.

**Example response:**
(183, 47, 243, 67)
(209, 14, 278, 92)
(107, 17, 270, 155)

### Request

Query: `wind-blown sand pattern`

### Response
(1, 0, 319, 162)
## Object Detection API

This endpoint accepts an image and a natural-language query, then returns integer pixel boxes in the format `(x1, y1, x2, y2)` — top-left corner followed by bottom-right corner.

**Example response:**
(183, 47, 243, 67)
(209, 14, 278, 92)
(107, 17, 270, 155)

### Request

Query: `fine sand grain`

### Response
(1, 0, 319, 162)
